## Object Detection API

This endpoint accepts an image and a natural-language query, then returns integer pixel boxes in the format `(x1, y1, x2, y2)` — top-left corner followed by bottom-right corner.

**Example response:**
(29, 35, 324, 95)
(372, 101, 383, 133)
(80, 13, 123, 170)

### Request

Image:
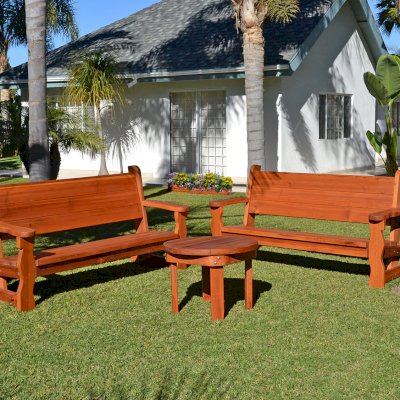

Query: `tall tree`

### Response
(231, 0, 299, 170)
(376, 0, 400, 37)
(67, 53, 124, 175)
(25, 0, 49, 181)
(0, 0, 78, 100)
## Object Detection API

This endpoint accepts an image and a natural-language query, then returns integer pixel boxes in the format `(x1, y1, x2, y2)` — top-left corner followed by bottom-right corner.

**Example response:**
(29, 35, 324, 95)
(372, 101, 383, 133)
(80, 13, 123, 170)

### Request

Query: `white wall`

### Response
(59, 78, 248, 180)
(57, 1, 378, 178)
(278, 2, 376, 173)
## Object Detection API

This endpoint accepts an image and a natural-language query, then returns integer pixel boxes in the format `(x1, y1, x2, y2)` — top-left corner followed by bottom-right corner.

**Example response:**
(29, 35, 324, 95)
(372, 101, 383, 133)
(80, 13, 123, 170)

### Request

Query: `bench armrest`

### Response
(142, 199, 189, 238)
(142, 199, 189, 213)
(369, 208, 400, 223)
(209, 197, 248, 209)
(0, 221, 35, 238)
(209, 197, 248, 236)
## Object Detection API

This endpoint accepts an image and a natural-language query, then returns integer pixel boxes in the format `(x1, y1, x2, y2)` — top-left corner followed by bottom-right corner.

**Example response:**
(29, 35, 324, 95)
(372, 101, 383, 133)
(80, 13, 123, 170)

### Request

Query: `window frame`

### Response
(319, 93, 353, 140)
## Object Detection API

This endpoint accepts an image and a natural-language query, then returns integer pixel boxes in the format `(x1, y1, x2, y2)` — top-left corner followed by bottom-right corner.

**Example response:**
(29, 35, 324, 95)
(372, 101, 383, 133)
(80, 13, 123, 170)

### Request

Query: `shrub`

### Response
(167, 172, 233, 193)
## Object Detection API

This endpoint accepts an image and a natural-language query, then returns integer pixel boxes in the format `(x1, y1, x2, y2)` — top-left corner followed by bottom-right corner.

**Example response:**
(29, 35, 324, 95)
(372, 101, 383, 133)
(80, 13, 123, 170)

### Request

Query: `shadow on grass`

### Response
(257, 249, 369, 276)
(179, 278, 271, 317)
(8, 258, 165, 306)
(85, 369, 234, 399)
(144, 185, 170, 198)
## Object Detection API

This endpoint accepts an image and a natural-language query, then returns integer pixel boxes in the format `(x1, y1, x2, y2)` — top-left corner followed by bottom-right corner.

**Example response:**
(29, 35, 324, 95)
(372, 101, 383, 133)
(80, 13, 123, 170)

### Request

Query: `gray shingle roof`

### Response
(0, 0, 346, 81)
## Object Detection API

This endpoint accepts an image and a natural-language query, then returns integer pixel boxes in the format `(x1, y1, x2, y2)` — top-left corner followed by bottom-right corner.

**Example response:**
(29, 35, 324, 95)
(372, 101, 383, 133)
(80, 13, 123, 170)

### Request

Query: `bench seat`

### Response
(221, 225, 400, 259)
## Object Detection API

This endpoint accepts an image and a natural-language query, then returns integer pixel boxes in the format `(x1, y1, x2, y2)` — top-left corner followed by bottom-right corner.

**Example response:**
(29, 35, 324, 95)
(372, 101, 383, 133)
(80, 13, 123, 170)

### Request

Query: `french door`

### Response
(170, 91, 226, 174)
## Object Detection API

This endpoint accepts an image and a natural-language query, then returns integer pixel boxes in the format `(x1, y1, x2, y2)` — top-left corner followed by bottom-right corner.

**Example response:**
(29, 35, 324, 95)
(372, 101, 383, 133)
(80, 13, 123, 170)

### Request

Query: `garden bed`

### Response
(167, 172, 233, 195)
(168, 185, 231, 195)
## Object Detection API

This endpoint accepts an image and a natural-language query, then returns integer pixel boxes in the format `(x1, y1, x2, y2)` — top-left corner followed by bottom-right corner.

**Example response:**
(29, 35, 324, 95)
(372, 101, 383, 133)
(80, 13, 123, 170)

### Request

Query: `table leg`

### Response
(202, 266, 210, 302)
(245, 259, 253, 310)
(210, 267, 224, 320)
(170, 264, 179, 314)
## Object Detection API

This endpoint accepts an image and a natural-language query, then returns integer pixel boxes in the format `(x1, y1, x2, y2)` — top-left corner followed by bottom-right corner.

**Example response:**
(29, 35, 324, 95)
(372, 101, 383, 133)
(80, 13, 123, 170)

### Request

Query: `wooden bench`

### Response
(0, 166, 189, 311)
(210, 165, 400, 288)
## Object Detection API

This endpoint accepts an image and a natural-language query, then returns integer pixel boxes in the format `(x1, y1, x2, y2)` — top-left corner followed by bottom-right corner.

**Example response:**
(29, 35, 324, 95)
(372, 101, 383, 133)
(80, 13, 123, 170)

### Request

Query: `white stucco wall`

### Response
(278, 2, 376, 173)
(57, 1, 378, 179)
(59, 79, 247, 180)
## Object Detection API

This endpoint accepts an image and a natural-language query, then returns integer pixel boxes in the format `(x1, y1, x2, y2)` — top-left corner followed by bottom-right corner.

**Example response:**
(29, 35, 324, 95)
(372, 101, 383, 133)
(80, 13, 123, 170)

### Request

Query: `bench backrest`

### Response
(0, 166, 147, 235)
(246, 165, 400, 224)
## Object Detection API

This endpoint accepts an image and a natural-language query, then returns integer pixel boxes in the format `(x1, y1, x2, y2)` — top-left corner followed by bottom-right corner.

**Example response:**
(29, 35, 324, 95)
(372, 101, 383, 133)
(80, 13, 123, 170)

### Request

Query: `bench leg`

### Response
(244, 260, 253, 310)
(210, 267, 224, 320)
(16, 276, 35, 311)
(202, 266, 210, 302)
(170, 264, 179, 314)
(369, 221, 386, 289)
(0, 277, 7, 290)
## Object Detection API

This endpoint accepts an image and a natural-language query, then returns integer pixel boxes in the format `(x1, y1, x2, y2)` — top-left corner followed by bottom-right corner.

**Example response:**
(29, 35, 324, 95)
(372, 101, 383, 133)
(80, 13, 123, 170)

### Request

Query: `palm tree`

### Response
(376, 0, 400, 37)
(67, 53, 124, 175)
(0, 0, 78, 101)
(231, 0, 299, 169)
(25, 0, 49, 181)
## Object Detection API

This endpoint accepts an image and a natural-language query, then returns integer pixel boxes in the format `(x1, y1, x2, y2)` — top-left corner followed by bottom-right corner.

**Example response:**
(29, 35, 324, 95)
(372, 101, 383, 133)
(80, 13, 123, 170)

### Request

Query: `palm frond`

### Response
(265, 0, 299, 24)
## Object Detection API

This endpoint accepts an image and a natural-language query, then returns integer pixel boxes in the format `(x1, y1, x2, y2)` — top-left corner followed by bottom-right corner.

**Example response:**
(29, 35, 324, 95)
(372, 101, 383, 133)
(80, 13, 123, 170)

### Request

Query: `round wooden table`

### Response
(164, 236, 258, 320)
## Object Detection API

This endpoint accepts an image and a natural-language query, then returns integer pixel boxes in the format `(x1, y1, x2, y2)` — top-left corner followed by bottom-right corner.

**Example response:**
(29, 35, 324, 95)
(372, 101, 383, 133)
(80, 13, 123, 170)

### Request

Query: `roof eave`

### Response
(0, 64, 291, 89)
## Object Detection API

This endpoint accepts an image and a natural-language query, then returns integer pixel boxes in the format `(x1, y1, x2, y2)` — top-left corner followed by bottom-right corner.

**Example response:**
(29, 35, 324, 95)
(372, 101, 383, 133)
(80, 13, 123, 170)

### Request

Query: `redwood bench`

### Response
(210, 165, 400, 288)
(0, 166, 189, 311)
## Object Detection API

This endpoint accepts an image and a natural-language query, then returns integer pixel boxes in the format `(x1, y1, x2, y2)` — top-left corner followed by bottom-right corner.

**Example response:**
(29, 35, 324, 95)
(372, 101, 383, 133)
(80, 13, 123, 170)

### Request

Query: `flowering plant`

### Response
(167, 172, 233, 193)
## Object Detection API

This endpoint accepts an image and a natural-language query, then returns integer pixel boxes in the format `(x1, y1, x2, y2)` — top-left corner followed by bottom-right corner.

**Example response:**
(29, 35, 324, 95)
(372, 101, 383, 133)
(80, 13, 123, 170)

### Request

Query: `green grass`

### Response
(1, 186, 400, 399)
(0, 156, 21, 170)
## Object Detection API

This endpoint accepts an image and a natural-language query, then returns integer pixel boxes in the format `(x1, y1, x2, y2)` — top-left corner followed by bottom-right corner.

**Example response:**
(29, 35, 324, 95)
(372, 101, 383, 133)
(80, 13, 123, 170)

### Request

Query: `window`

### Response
(319, 94, 352, 139)
(392, 102, 400, 136)
(170, 91, 226, 174)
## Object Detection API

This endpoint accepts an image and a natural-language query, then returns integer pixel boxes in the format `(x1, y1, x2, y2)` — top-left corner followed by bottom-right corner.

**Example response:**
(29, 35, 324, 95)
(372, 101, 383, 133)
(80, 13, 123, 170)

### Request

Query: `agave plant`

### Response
(363, 54, 400, 176)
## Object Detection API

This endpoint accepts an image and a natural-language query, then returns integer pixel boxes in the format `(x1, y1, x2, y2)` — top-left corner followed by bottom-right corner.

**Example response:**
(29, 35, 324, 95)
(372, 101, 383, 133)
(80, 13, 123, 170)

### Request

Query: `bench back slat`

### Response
(247, 166, 400, 224)
(0, 167, 145, 234)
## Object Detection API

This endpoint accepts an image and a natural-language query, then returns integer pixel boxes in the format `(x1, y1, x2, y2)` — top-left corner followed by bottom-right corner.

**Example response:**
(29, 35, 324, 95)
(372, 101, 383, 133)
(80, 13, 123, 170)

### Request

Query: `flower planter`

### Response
(168, 185, 231, 195)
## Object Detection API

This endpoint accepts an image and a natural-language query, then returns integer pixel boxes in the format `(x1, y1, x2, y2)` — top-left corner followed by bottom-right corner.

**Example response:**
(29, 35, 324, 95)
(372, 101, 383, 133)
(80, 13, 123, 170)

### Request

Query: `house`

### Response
(0, 0, 386, 181)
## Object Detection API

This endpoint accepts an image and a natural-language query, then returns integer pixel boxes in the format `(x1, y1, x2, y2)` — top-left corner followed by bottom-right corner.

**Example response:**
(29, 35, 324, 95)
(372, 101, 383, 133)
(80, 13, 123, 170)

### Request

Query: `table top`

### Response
(164, 236, 258, 256)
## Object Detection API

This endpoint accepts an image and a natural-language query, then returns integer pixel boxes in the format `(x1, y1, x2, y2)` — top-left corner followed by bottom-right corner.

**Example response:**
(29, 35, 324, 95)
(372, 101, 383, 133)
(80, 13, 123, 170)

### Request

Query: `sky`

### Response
(7, 0, 400, 67)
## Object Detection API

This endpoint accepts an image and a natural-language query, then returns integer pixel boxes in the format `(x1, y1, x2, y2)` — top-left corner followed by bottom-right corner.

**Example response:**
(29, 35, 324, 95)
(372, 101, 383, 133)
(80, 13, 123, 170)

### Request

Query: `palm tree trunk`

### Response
(95, 105, 109, 175)
(243, 25, 265, 170)
(25, 0, 50, 181)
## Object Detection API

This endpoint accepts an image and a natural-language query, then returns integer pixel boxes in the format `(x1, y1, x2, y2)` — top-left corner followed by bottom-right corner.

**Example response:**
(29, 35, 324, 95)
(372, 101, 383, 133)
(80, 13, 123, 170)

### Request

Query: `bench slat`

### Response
(35, 230, 178, 267)
(252, 171, 394, 195)
(0, 173, 137, 204)
(221, 225, 369, 248)
(249, 201, 383, 223)
(250, 190, 392, 209)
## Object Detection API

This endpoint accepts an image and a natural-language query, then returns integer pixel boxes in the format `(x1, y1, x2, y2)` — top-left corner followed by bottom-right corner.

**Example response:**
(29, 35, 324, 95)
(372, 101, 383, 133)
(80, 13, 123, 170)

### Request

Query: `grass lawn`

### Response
(1, 185, 400, 399)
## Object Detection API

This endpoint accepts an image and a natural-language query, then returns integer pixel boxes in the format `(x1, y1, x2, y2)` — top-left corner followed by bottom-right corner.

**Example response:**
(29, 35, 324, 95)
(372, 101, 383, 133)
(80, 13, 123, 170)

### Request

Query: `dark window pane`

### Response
(319, 94, 326, 139)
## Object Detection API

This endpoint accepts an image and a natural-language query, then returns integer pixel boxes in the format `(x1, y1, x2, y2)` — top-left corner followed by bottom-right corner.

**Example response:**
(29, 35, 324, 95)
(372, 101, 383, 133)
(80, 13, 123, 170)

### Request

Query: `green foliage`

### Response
(0, 0, 78, 55)
(0, 93, 27, 157)
(168, 172, 233, 192)
(363, 54, 400, 176)
(376, 0, 400, 36)
(47, 104, 104, 157)
(66, 53, 124, 110)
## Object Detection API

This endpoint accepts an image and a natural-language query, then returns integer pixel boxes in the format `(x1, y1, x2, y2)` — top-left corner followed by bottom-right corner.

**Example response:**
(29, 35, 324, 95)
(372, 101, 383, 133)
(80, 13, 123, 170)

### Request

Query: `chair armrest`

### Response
(209, 197, 248, 209)
(369, 208, 400, 223)
(142, 199, 189, 213)
(0, 221, 35, 238)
